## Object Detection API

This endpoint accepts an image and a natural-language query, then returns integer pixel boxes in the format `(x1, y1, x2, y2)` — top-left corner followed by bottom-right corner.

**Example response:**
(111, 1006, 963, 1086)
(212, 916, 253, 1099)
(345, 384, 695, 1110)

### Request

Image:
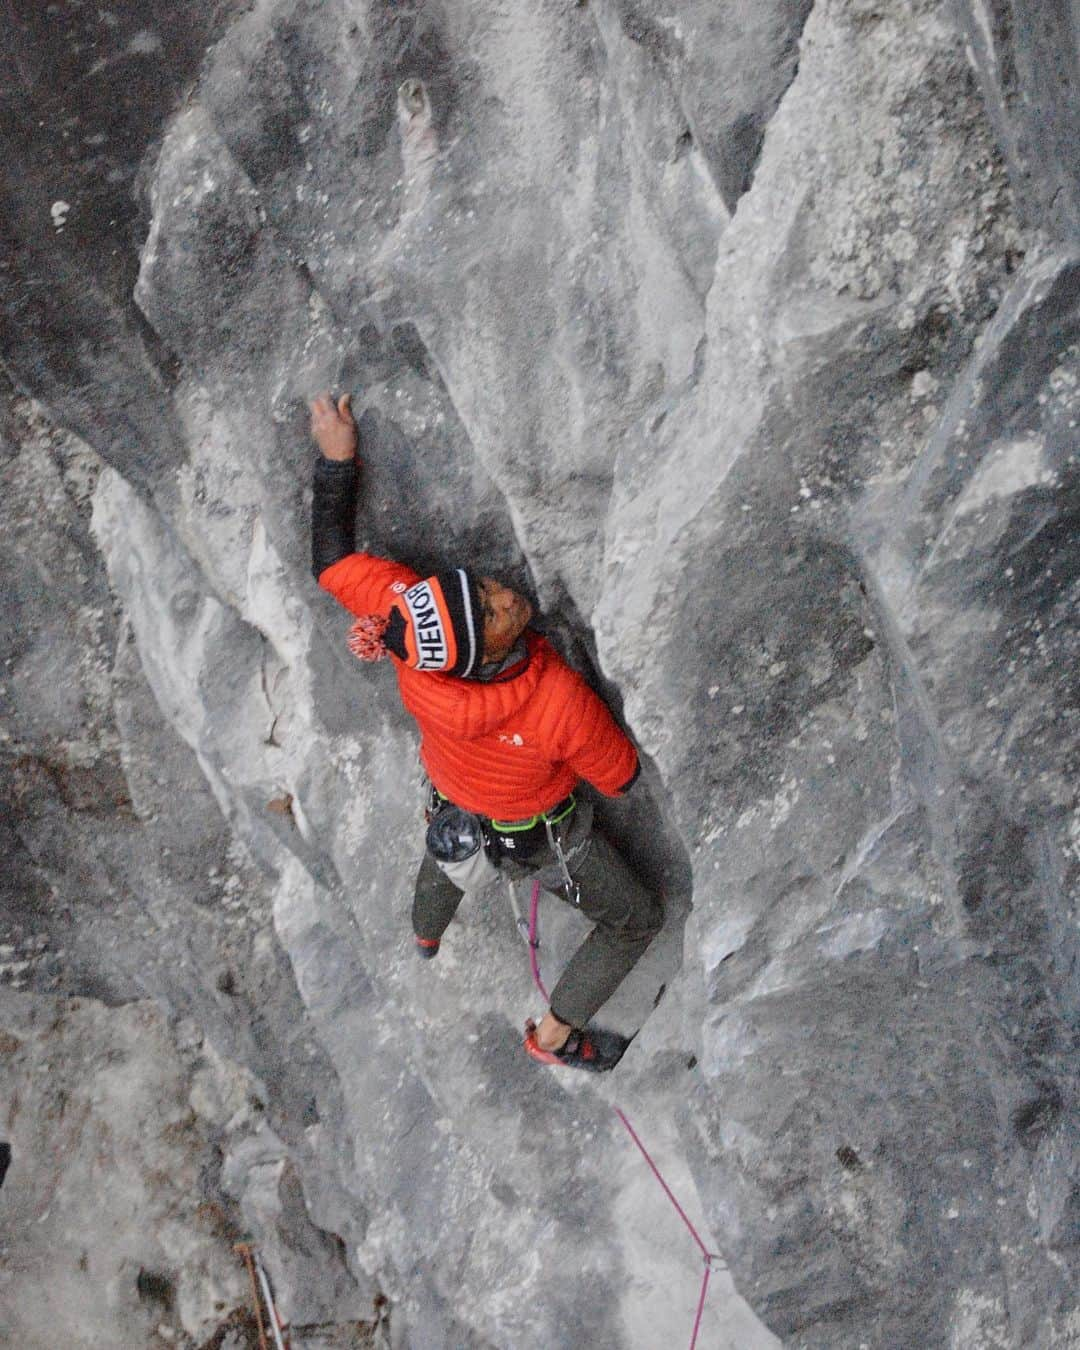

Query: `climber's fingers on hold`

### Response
(310, 393, 354, 432)
(309, 392, 335, 426)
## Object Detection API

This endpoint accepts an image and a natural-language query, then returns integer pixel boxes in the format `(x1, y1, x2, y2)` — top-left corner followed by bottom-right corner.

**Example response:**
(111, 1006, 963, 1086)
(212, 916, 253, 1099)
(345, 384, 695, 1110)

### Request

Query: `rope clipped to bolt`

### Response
(528, 881, 723, 1350)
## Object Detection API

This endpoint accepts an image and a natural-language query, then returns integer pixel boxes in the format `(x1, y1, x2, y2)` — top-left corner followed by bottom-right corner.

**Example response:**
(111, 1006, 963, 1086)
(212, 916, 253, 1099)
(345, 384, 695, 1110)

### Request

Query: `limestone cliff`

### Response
(2, 1, 1078, 1346)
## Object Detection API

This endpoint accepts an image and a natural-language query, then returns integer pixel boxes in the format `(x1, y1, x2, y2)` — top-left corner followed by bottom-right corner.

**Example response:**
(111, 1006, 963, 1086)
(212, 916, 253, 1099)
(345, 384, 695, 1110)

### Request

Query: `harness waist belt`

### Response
(490, 794, 576, 832)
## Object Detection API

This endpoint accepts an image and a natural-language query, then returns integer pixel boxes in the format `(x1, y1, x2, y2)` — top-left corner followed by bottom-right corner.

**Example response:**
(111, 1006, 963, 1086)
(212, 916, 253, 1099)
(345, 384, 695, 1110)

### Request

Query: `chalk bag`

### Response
(425, 803, 499, 890)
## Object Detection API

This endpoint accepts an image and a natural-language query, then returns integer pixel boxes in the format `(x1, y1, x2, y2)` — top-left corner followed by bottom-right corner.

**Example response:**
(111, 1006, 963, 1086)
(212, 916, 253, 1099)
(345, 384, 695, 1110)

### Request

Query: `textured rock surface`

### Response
(2, 0, 1079, 1346)
(0, 993, 252, 1347)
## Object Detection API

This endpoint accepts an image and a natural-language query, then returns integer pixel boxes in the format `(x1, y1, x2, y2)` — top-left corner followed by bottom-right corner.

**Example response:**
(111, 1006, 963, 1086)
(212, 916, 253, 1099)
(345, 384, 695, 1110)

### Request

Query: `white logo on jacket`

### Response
(497, 733, 525, 747)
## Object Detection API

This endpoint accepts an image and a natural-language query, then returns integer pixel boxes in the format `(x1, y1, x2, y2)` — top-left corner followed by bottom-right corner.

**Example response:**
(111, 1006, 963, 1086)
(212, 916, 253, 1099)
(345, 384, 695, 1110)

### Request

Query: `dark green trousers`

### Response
(412, 818, 663, 1029)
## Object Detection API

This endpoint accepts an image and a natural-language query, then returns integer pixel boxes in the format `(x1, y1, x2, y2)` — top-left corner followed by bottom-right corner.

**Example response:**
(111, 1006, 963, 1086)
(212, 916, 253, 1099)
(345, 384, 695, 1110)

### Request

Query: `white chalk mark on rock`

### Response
(397, 77, 438, 215)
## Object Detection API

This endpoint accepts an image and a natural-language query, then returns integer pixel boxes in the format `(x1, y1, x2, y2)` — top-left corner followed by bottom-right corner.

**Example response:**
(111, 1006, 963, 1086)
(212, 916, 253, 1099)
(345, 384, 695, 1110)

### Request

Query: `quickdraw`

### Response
(543, 814, 581, 906)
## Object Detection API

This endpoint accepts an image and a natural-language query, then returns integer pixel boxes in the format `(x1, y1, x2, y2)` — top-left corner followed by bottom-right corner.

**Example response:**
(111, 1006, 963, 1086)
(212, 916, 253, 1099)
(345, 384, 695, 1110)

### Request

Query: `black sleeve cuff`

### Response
(548, 1002, 582, 1031)
(311, 456, 359, 579)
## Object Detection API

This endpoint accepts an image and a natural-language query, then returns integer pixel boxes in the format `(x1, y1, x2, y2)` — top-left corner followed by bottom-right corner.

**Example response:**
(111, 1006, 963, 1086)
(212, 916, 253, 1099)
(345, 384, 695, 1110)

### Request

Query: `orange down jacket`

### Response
(319, 552, 639, 819)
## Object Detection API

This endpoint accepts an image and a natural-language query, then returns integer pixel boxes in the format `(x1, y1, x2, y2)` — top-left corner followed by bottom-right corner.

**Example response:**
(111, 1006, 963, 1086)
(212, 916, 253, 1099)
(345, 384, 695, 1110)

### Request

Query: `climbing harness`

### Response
(489, 793, 576, 862)
(502, 795, 590, 942)
(426, 787, 585, 898)
(525, 880, 723, 1350)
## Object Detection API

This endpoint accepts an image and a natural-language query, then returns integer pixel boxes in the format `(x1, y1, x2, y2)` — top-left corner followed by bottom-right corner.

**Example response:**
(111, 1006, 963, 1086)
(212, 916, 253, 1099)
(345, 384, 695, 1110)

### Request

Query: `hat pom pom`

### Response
(348, 614, 390, 662)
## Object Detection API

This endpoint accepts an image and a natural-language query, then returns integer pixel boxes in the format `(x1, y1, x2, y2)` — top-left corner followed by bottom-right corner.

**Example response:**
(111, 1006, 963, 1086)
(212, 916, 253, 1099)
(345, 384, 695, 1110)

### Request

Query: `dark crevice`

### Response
(726, 0, 816, 209)
(326, 344, 692, 923)
(136, 1267, 176, 1311)
(537, 578, 693, 906)
(611, 0, 816, 214)
(950, 0, 1080, 237)
(0, 2, 248, 488)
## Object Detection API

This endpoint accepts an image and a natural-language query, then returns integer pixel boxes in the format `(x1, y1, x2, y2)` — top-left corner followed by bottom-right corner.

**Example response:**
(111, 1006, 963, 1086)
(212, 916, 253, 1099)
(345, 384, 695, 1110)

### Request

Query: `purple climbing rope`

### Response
(611, 1106, 713, 1262)
(527, 880, 720, 1349)
(612, 1105, 718, 1349)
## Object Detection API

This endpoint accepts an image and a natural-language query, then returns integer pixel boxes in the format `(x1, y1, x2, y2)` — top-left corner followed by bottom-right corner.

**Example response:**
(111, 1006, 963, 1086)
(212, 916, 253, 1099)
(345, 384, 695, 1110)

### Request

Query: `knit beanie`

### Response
(348, 568, 484, 678)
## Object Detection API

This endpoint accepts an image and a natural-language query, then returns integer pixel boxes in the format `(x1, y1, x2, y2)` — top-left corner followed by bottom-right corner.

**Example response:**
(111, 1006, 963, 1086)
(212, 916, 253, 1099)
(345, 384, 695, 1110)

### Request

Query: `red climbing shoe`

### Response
(523, 1019, 629, 1072)
(414, 935, 440, 960)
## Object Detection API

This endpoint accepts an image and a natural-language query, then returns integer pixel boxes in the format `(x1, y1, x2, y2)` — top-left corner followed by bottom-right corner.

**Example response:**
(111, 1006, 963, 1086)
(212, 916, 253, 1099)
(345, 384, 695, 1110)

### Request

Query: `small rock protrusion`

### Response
(397, 77, 428, 121)
(397, 77, 438, 212)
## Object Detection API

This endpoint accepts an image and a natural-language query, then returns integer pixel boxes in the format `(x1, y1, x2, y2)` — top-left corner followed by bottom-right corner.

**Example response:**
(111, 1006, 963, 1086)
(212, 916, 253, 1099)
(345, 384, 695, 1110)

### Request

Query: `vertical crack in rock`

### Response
(950, 0, 1080, 237)
(540, 576, 694, 912)
(844, 559, 966, 929)
(605, 0, 816, 213)
(856, 251, 1080, 604)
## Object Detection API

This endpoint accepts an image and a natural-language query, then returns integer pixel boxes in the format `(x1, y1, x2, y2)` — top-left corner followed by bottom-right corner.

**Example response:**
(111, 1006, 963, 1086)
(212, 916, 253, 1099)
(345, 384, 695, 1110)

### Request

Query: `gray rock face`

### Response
(2, 1, 1079, 1347)
(0, 992, 251, 1347)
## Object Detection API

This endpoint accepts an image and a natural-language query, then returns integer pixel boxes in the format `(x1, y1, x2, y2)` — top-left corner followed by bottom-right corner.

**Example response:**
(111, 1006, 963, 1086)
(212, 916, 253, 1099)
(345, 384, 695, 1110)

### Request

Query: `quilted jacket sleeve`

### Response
(550, 667, 639, 797)
(318, 551, 418, 618)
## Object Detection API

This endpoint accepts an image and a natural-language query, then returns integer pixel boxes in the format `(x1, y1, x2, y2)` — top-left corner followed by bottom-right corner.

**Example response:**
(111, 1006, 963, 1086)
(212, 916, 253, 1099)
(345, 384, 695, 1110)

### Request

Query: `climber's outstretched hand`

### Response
(310, 392, 358, 463)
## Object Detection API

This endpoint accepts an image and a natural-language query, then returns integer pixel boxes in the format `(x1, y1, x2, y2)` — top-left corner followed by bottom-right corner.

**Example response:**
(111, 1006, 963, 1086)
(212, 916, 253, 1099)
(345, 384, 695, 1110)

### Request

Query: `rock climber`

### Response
(309, 392, 664, 1071)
